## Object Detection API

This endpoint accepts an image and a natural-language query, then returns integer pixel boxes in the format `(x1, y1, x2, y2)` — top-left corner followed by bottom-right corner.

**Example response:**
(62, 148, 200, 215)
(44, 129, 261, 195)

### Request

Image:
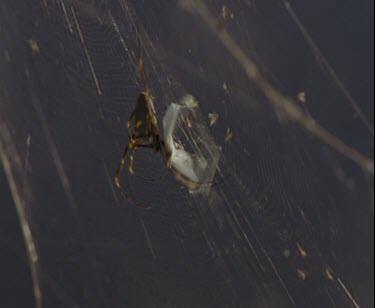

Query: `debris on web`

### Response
(163, 94, 221, 195)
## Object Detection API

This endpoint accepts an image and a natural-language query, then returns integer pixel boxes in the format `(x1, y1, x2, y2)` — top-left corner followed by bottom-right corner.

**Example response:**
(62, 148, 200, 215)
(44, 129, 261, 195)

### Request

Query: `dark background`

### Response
(0, 0, 373, 307)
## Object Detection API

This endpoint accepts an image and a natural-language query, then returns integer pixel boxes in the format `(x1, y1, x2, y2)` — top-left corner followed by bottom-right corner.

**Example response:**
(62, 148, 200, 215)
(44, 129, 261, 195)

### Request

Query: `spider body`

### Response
(128, 92, 159, 144)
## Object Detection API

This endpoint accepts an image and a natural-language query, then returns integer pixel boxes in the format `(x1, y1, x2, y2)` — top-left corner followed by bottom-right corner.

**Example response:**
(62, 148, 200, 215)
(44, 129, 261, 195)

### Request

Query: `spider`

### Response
(114, 57, 171, 190)
(114, 90, 169, 189)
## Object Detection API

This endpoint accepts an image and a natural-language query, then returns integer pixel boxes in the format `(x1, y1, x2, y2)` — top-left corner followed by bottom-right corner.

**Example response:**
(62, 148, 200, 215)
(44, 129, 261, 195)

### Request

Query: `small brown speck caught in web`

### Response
(325, 268, 335, 281)
(225, 128, 233, 142)
(222, 6, 234, 21)
(283, 249, 291, 258)
(297, 269, 308, 281)
(28, 39, 40, 54)
(223, 82, 229, 94)
(297, 243, 308, 257)
(217, 6, 234, 29)
(296, 92, 307, 104)
(208, 112, 219, 127)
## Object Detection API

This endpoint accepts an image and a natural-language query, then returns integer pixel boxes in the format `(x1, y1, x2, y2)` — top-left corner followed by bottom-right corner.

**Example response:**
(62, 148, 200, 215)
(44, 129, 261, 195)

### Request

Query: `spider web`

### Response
(0, 0, 373, 307)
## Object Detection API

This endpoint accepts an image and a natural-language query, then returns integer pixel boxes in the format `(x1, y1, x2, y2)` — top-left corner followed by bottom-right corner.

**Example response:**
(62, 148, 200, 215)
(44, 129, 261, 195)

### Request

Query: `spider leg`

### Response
(127, 112, 135, 136)
(129, 142, 136, 175)
(129, 142, 156, 175)
(114, 139, 156, 189)
(114, 144, 131, 189)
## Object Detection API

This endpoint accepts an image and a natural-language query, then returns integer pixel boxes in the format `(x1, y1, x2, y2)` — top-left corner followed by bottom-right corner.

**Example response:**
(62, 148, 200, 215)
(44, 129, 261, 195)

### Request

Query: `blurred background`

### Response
(0, 0, 373, 307)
